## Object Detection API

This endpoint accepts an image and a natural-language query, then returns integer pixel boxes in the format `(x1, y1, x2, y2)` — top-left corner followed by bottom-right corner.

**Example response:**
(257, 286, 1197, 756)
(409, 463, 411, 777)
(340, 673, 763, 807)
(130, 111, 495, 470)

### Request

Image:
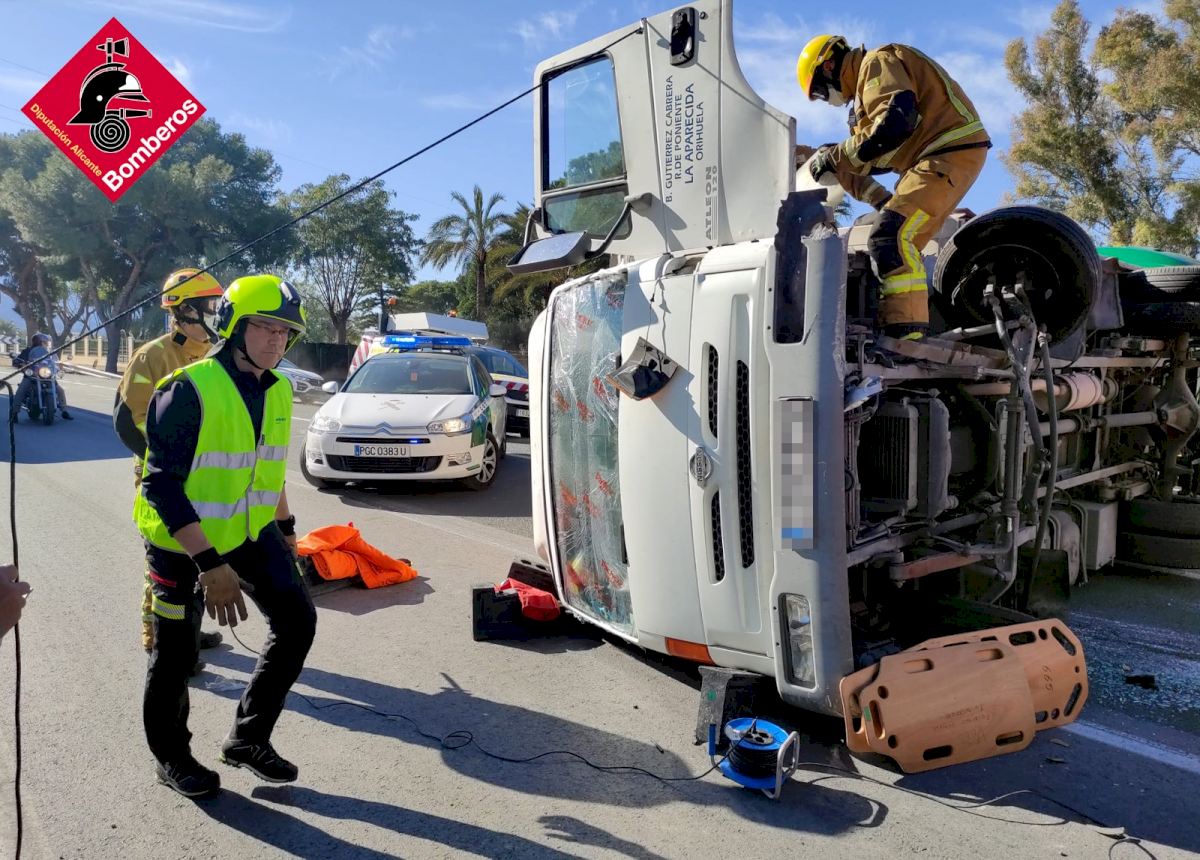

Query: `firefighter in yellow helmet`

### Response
(797, 35, 991, 341)
(114, 269, 226, 664)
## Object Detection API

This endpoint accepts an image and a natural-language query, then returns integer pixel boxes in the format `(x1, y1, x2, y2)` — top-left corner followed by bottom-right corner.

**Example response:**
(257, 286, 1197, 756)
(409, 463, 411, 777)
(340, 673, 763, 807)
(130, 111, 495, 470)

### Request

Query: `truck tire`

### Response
(1124, 498, 1200, 537)
(1123, 301, 1200, 333)
(1143, 265, 1200, 293)
(933, 206, 1100, 343)
(1117, 531, 1200, 569)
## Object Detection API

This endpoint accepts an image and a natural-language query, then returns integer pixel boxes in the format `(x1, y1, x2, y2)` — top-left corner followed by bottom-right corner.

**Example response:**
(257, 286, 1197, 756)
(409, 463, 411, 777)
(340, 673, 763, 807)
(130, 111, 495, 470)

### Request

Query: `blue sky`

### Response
(0, 0, 1150, 286)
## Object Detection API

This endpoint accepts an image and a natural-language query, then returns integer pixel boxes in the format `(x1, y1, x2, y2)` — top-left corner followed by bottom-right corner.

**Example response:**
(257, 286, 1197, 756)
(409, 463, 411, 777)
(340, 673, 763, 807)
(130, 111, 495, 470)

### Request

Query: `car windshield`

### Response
(476, 349, 527, 377)
(345, 354, 472, 395)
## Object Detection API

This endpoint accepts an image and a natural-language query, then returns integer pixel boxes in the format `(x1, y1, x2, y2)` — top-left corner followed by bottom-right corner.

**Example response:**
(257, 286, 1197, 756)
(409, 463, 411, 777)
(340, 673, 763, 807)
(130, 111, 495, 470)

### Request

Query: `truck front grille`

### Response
(711, 492, 726, 582)
(707, 345, 719, 439)
(736, 360, 755, 568)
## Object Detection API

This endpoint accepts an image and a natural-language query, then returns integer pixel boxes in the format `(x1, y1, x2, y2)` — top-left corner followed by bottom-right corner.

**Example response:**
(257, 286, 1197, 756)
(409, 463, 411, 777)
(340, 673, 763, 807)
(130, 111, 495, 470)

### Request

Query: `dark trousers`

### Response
(143, 525, 317, 765)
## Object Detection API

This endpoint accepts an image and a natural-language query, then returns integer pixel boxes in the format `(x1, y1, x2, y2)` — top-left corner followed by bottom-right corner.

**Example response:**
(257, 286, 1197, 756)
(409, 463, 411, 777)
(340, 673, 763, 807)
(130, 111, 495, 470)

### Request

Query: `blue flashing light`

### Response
(383, 334, 472, 350)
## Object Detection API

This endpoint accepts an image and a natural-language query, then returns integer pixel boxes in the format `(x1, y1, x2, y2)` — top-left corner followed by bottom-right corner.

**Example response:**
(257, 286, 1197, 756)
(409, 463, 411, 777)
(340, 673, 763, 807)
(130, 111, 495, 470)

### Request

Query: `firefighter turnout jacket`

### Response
(114, 330, 210, 461)
(830, 43, 990, 204)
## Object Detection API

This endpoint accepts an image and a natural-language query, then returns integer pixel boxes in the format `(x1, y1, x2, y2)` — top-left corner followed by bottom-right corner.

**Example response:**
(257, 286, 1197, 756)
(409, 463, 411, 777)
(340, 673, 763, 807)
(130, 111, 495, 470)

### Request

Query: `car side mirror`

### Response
(489, 383, 508, 398)
(321, 381, 340, 394)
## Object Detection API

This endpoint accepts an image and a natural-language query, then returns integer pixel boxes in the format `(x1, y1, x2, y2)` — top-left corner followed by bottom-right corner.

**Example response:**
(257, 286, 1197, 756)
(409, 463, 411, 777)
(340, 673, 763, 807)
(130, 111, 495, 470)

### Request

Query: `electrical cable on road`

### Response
(1, 27, 646, 859)
(226, 629, 1152, 857)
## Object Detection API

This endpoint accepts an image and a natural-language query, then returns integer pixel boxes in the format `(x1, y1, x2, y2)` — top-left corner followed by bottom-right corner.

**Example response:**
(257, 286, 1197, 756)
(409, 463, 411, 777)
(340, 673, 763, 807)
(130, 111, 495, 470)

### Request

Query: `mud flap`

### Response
(840, 620, 1087, 772)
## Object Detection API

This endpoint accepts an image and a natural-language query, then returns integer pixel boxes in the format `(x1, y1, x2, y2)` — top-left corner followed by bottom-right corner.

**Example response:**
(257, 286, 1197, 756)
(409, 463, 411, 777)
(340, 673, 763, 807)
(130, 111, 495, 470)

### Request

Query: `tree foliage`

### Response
(284, 174, 419, 344)
(1005, 0, 1200, 254)
(0, 119, 293, 371)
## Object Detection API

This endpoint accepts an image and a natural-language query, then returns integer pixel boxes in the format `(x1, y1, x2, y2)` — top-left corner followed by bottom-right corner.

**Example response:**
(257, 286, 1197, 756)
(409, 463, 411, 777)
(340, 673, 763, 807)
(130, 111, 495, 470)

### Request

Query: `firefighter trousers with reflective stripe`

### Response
(143, 524, 317, 766)
(874, 147, 988, 326)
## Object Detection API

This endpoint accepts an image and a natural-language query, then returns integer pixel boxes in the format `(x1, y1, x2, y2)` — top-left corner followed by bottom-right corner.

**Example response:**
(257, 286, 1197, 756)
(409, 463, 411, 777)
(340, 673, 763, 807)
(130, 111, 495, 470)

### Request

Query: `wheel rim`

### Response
(480, 438, 497, 483)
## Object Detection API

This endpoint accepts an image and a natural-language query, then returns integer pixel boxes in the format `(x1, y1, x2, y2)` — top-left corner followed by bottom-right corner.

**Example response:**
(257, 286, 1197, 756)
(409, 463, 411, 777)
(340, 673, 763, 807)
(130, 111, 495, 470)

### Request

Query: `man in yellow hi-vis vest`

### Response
(135, 274, 313, 798)
(797, 35, 991, 341)
(115, 268, 226, 664)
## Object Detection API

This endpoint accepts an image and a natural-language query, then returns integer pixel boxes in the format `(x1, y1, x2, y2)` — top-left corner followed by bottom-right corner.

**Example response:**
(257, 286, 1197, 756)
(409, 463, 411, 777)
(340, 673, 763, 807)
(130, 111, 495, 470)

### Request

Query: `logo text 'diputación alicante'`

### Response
(22, 17, 205, 202)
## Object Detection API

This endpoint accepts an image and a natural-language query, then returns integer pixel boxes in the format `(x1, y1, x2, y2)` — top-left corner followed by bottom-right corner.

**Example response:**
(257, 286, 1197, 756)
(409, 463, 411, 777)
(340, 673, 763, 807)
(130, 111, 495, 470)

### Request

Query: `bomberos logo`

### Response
(22, 17, 206, 202)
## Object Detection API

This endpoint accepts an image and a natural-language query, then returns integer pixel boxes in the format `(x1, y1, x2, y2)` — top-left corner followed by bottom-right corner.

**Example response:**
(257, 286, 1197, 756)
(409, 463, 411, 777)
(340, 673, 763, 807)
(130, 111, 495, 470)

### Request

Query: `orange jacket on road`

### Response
(297, 523, 418, 589)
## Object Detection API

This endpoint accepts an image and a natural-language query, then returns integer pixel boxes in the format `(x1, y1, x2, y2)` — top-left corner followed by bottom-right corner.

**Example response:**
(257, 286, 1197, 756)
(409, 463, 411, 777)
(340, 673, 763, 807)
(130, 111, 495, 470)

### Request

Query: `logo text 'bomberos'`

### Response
(21, 17, 206, 202)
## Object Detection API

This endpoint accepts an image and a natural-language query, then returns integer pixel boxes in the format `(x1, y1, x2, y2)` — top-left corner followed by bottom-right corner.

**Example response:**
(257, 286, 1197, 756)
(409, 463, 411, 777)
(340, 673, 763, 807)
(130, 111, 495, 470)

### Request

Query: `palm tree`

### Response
(421, 186, 506, 316)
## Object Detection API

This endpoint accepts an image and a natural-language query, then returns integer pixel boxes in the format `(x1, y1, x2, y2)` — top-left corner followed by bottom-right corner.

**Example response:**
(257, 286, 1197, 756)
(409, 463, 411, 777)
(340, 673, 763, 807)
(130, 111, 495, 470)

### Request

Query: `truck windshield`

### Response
(543, 57, 628, 237)
(346, 356, 471, 395)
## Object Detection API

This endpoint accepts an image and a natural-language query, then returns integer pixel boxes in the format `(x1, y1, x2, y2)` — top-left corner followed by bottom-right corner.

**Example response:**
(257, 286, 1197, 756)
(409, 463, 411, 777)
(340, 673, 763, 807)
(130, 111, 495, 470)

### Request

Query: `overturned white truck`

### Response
(506, 0, 1200, 771)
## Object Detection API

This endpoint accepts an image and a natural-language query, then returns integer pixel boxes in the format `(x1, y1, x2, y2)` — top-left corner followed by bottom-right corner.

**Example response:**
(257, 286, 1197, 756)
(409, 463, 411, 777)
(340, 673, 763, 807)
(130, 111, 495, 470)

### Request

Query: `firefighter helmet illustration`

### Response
(67, 37, 152, 153)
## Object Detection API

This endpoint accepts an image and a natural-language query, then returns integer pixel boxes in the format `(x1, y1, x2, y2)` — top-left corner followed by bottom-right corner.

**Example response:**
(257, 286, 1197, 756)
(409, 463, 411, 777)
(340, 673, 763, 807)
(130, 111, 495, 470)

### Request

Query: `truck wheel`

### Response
(932, 206, 1100, 342)
(1124, 498, 1200, 537)
(1123, 301, 1200, 333)
(1117, 531, 1200, 570)
(1143, 265, 1200, 293)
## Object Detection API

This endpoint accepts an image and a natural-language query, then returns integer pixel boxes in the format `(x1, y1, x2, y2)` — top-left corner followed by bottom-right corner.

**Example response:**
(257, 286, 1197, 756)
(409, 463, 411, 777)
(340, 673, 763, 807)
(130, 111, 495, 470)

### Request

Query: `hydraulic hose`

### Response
(1026, 333, 1059, 600)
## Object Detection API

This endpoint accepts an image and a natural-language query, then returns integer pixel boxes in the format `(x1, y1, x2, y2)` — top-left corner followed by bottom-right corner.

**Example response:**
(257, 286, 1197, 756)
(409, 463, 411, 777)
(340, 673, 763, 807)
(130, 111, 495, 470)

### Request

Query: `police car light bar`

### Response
(383, 334, 472, 350)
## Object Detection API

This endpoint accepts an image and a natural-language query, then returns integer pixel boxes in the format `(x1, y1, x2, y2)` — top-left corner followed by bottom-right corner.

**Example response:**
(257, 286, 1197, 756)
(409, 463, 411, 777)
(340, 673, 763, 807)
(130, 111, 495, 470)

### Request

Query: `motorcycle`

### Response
(10, 354, 61, 425)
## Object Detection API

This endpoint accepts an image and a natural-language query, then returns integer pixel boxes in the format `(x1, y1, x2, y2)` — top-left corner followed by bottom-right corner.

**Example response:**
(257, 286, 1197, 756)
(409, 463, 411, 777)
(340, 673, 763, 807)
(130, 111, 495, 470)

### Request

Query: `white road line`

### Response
(1064, 721, 1200, 776)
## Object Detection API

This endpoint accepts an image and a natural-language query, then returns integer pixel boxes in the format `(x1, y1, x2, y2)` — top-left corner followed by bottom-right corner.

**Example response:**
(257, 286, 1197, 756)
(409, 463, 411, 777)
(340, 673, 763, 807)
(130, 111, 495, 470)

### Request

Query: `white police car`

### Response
(300, 335, 508, 491)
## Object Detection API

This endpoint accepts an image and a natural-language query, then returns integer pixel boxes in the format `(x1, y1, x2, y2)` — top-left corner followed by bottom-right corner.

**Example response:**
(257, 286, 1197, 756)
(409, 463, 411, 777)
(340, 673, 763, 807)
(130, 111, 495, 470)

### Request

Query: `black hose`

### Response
(1027, 333, 1059, 595)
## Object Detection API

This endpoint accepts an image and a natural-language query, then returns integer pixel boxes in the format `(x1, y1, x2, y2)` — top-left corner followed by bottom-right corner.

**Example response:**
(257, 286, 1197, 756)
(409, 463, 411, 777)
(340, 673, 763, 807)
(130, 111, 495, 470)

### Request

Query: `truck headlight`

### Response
(428, 416, 470, 435)
(310, 413, 341, 433)
(781, 593, 815, 689)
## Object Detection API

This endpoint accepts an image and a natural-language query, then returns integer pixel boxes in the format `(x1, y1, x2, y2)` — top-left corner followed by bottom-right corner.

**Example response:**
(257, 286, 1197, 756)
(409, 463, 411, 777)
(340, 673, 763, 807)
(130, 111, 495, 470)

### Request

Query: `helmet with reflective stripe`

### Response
(161, 268, 224, 308)
(216, 274, 307, 353)
(797, 34, 848, 101)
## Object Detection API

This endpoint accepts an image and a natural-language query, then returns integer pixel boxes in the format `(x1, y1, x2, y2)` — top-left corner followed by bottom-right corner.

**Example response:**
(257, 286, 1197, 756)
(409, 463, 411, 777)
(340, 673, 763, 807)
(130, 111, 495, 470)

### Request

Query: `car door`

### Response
(472, 356, 505, 436)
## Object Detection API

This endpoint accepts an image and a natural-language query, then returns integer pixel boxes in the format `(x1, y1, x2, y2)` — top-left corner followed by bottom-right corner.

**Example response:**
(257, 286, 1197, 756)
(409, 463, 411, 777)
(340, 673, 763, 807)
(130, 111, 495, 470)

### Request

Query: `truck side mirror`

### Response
(507, 231, 591, 275)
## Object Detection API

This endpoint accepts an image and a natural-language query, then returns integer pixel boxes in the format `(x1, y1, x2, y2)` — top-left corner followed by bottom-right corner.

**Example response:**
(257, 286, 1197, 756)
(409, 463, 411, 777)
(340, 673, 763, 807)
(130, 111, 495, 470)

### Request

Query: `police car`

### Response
(465, 346, 530, 437)
(300, 335, 508, 491)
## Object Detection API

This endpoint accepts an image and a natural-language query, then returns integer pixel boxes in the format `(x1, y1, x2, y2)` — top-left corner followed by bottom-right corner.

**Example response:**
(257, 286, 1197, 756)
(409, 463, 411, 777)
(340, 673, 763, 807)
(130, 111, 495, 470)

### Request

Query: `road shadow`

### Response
(888, 728, 1200, 856)
(322, 452, 532, 522)
(200, 653, 879, 836)
(309, 575, 435, 616)
(253, 785, 590, 860)
(0, 401, 131, 465)
(195, 788, 401, 859)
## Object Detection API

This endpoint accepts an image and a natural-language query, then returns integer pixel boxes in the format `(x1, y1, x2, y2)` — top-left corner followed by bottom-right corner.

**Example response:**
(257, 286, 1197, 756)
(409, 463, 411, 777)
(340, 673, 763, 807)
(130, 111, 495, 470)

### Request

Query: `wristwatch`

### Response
(276, 515, 297, 537)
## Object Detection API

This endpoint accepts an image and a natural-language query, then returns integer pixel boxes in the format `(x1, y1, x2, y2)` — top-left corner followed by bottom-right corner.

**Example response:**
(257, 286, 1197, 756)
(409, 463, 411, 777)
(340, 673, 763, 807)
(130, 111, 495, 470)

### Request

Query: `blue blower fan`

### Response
(708, 717, 799, 800)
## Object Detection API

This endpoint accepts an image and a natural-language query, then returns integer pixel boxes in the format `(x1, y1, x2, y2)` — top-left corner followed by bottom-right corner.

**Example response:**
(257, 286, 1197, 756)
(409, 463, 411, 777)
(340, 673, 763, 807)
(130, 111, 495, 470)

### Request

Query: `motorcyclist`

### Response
(11, 333, 72, 421)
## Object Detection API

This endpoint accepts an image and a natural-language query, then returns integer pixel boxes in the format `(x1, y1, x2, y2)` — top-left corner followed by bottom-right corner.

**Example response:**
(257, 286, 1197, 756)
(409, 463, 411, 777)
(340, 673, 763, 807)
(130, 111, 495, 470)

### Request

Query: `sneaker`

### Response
(155, 756, 220, 798)
(198, 630, 223, 649)
(60, 410, 73, 420)
(219, 739, 298, 783)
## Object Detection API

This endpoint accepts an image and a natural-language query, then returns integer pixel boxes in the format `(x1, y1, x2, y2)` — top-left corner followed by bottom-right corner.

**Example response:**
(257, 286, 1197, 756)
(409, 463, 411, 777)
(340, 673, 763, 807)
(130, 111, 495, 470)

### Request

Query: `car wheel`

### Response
(299, 441, 343, 490)
(461, 432, 499, 491)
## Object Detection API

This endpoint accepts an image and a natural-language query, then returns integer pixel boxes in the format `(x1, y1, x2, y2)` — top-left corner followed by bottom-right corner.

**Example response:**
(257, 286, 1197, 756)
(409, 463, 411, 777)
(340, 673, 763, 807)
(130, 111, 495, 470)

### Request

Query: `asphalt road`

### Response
(0, 374, 1197, 859)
